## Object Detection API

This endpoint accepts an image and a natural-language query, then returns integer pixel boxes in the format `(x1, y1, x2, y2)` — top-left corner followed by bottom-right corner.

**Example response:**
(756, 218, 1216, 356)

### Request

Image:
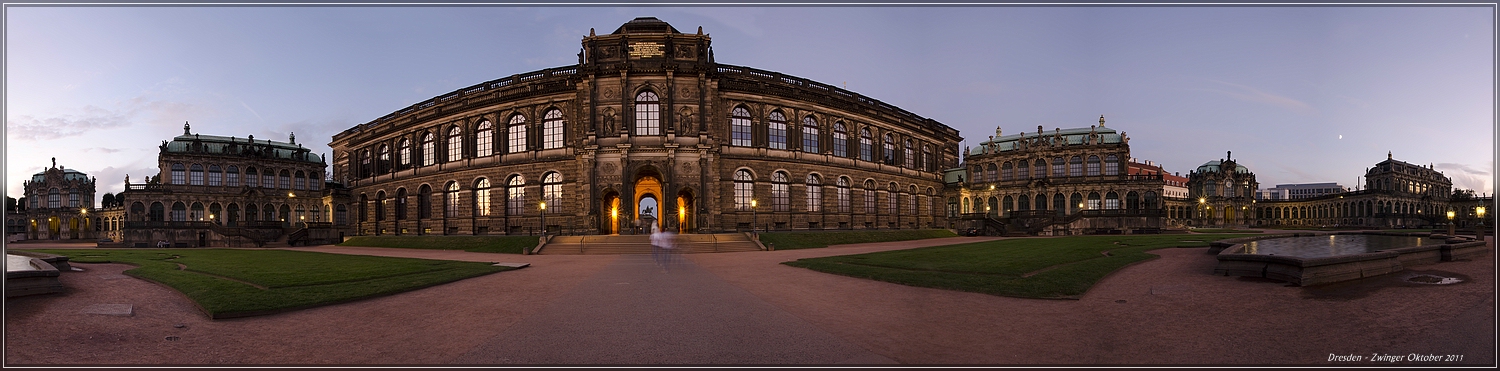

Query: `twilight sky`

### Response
(5, 5, 1495, 204)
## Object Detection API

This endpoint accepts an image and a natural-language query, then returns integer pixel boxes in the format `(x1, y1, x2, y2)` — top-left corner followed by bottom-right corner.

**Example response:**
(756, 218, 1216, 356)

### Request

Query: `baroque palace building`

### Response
(100, 123, 348, 247)
(949, 116, 1167, 235)
(329, 17, 963, 236)
(19, 158, 97, 240)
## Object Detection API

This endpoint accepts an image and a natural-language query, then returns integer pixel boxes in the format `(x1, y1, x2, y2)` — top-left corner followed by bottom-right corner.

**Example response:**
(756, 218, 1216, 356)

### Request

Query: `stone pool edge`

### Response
(1208, 231, 1488, 286)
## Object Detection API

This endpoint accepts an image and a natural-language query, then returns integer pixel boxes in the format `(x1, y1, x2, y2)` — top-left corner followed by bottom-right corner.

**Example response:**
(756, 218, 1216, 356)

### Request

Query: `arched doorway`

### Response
(48, 217, 60, 240)
(675, 188, 695, 233)
(632, 167, 664, 233)
(601, 189, 621, 235)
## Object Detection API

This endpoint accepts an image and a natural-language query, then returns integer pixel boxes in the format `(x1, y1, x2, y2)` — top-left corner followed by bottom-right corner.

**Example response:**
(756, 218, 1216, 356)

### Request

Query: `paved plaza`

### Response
(3, 235, 1495, 366)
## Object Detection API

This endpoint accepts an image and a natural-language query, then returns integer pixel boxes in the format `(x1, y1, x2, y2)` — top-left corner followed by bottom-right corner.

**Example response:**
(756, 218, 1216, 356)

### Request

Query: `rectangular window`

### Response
(208, 171, 221, 186)
(68, 194, 79, 208)
(246, 173, 258, 188)
(508, 125, 526, 153)
(310, 176, 320, 191)
(1053, 158, 1064, 177)
(227, 172, 239, 187)
(772, 183, 788, 212)
(734, 182, 752, 211)
(833, 132, 847, 157)
(768, 122, 786, 150)
(264, 173, 275, 189)
(172, 170, 185, 185)
(864, 190, 875, 214)
(543, 121, 563, 149)
(837, 187, 850, 213)
(279, 174, 290, 189)
(477, 130, 493, 157)
(295, 177, 306, 190)
(807, 185, 822, 212)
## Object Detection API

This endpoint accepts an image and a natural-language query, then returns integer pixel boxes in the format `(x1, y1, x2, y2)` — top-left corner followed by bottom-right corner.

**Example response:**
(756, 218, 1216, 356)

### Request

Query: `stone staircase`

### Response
(537, 233, 762, 255)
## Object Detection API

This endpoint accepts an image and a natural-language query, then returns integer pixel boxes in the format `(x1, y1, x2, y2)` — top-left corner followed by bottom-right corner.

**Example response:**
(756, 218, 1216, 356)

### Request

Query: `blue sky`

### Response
(5, 5, 1495, 203)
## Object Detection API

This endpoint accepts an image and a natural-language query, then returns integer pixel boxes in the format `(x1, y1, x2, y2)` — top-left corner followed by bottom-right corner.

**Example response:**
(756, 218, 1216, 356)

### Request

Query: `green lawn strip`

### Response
(782, 234, 1258, 299)
(17, 249, 512, 318)
(758, 229, 958, 250)
(337, 235, 537, 254)
(1188, 228, 1263, 233)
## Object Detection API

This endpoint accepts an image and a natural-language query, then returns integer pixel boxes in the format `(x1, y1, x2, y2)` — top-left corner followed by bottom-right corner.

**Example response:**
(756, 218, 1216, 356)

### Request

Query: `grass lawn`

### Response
(16, 249, 513, 319)
(783, 234, 1258, 299)
(758, 229, 959, 250)
(337, 235, 538, 254)
(1187, 228, 1263, 233)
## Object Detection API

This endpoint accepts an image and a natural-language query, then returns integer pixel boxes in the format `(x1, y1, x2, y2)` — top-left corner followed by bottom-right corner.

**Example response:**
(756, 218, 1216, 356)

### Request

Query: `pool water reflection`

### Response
(1244, 234, 1428, 258)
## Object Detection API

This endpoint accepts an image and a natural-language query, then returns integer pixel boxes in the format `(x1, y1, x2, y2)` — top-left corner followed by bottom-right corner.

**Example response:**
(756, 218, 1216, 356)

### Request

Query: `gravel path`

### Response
(4, 236, 1493, 366)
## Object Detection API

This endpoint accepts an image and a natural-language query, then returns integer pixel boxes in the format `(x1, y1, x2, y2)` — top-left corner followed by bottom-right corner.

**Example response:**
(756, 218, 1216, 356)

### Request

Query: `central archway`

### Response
(633, 167, 664, 233)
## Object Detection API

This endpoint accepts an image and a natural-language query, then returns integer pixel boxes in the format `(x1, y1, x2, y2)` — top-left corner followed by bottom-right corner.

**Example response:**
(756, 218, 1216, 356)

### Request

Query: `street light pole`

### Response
(1476, 206, 1486, 241)
(751, 199, 758, 233)
(1447, 210, 1456, 237)
(540, 200, 547, 237)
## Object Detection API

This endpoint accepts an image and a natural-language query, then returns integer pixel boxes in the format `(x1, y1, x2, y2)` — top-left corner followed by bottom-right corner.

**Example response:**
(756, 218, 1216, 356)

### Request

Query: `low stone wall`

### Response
(1212, 232, 1489, 286)
(6, 255, 65, 298)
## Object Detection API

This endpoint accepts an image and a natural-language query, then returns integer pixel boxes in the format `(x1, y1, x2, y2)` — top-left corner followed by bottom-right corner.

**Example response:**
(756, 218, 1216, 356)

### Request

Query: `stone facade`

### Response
(328, 17, 963, 236)
(20, 158, 96, 240)
(1183, 152, 1260, 227)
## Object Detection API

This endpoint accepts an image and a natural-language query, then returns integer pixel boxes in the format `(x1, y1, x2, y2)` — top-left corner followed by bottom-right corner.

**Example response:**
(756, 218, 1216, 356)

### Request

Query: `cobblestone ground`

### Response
(4, 236, 1494, 366)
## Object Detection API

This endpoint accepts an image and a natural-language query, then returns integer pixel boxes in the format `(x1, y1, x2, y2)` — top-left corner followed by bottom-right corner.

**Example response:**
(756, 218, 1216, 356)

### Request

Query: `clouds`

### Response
(1200, 80, 1316, 115)
(1436, 161, 1494, 194)
(7, 105, 131, 140)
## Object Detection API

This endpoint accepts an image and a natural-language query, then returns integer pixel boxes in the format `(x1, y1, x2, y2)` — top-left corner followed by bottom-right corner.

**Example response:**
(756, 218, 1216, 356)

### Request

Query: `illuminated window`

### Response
(635, 91, 660, 135)
(731, 106, 752, 146)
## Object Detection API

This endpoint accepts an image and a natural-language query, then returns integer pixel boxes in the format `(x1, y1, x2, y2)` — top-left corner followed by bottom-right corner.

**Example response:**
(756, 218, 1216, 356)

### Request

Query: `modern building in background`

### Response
(1256, 182, 1347, 201)
(19, 158, 96, 240)
(329, 17, 963, 236)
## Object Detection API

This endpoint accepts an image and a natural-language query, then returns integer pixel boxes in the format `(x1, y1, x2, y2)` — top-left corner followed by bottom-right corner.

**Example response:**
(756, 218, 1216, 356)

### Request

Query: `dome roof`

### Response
(1195, 160, 1250, 174)
(612, 17, 679, 34)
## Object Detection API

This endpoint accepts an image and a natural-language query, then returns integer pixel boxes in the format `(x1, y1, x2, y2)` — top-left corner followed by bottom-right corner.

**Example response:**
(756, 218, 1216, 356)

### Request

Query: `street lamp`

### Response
(539, 200, 547, 236)
(1447, 210, 1456, 236)
(1477, 206, 1486, 240)
(750, 199, 758, 232)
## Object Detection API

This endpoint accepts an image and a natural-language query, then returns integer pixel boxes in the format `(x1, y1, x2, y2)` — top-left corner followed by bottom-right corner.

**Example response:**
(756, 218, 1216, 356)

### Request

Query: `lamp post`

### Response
(1477, 206, 1486, 241)
(539, 200, 547, 237)
(1447, 210, 1456, 237)
(750, 199, 758, 233)
(1198, 197, 1206, 227)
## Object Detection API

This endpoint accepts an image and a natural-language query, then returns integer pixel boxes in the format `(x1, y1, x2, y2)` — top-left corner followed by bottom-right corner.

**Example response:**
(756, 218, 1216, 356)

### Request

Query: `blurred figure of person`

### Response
(649, 224, 678, 270)
(650, 223, 664, 266)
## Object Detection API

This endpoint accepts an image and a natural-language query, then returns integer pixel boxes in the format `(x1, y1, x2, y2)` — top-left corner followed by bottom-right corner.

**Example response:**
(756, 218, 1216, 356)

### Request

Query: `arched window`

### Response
(863, 180, 877, 214)
(731, 106, 752, 146)
(985, 163, 998, 182)
(1224, 180, 1236, 197)
(635, 91, 660, 135)
(45, 189, 60, 209)
(226, 165, 239, 187)
(832, 122, 848, 157)
(1070, 193, 1083, 214)
(802, 116, 819, 152)
(1035, 194, 1047, 211)
(360, 150, 371, 178)
(909, 185, 919, 216)
(67, 190, 79, 208)
(309, 172, 321, 191)
(1126, 191, 1140, 210)
(245, 167, 258, 187)
(474, 178, 491, 217)
(279, 170, 291, 189)
(1087, 192, 1102, 210)
(263, 168, 276, 189)
(396, 188, 408, 220)
(445, 181, 460, 218)
(447, 126, 464, 162)
(767, 110, 787, 150)
(1034, 159, 1047, 178)
(924, 145, 934, 172)
(294, 171, 307, 190)
(398, 138, 411, 167)
(421, 132, 436, 166)
(859, 128, 873, 161)
(1052, 157, 1065, 177)
(477, 120, 494, 157)
(418, 184, 432, 219)
(1054, 193, 1067, 216)
(375, 191, 386, 221)
(543, 109, 565, 149)
(507, 175, 526, 216)
(734, 169, 754, 211)
(1016, 160, 1029, 180)
(1086, 155, 1101, 176)
(543, 172, 562, 213)
(963, 198, 972, 214)
(836, 176, 851, 213)
(207, 165, 222, 186)
(171, 163, 186, 185)
(378, 144, 391, 173)
(882, 134, 895, 164)
(507, 115, 527, 153)
(171, 202, 187, 221)
(247, 203, 259, 222)
(188, 164, 204, 185)
(1001, 162, 1014, 181)
(806, 174, 823, 212)
(1002, 196, 1013, 216)
(1105, 155, 1120, 176)
(887, 182, 898, 217)
(904, 139, 915, 168)
(1069, 156, 1083, 177)
(1105, 192, 1120, 210)
(770, 171, 789, 212)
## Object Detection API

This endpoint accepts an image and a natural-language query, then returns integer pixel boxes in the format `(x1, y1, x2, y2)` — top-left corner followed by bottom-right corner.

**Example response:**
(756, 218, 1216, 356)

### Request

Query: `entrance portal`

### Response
(601, 190, 621, 235)
(633, 169, 664, 233)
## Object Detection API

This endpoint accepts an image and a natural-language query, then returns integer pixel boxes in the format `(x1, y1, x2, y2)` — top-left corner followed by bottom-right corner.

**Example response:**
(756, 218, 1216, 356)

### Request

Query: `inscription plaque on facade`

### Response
(629, 42, 663, 58)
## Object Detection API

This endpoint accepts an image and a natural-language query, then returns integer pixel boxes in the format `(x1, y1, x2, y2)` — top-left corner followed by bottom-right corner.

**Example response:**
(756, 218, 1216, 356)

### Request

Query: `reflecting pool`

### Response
(1243, 234, 1428, 258)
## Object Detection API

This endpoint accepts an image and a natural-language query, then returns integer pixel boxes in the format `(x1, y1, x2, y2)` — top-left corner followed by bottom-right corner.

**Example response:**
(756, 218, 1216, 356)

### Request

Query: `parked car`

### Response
(962, 228, 983, 236)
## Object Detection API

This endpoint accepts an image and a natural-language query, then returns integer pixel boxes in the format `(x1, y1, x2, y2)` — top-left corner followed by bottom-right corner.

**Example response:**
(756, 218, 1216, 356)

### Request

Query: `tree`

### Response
(1452, 188, 1477, 201)
(5, 196, 15, 213)
(102, 193, 116, 208)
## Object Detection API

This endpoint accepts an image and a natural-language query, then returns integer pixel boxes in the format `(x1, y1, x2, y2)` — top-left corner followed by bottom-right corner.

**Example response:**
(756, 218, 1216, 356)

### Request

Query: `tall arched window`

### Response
(378, 144, 391, 173)
(278, 170, 291, 189)
(1069, 156, 1083, 176)
(294, 170, 307, 190)
(802, 116, 819, 153)
(923, 145, 933, 172)
(207, 165, 222, 186)
(1224, 180, 1236, 197)
(767, 110, 787, 150)
(908, 185, 918, 216)
(476, 120, 494, 157)
(507, 175, 526, 216)
(887, 182, 898, 217)
(1018, 193, 1030, 211)
(226, 165, 239, 187)
(543, 172, 562, 212)
(771, 171, 789, 212)
(1104, 154, 1120, 176)
(1034, 159, 1047, 178)
(734, 169, 754, 211)
(863, 180, 876, 214)
(263, 168, 276, 189)
(396, 188, 408, 220)
(375, 191, 386, 221)
(46, 188, 60, 209)
(150, 202, 165, 221)
(832, 122, 848, 157)
(507, 115, 526, 153)
(421, 132, 436, 166)
(188, 164, 204, 185)
(1087, 192, 1102, 210)
(1001, 162, 1014, 181)
(985, 163, 998, 182)
(1105, 192, 1120, 209)
(806, 174, 823, 212)
(904, 139, 915, 168)
(859, 128, 873, 161)
(635, 91, 660, 135)
(418, 184, 432, 219)
(398, 138, 411, 167)
(445, 181, 460, 218)
(1086, 155, 1101, 176)
(836, 176, 851, 213)
(474, 178, 491, 217)
(245, 167, 258, 187)
(882, 134, 895, 164)
(543, 109, 564, 149)
(360, 150, 371, 178)
(1016, 160, 1029, 180)
(1052, 157, 1065, 177)
(310, 172, 321, 191)
(731, 106, 752, 146)
(447, 126, 464, 162)
(171, 202, 187, 221)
